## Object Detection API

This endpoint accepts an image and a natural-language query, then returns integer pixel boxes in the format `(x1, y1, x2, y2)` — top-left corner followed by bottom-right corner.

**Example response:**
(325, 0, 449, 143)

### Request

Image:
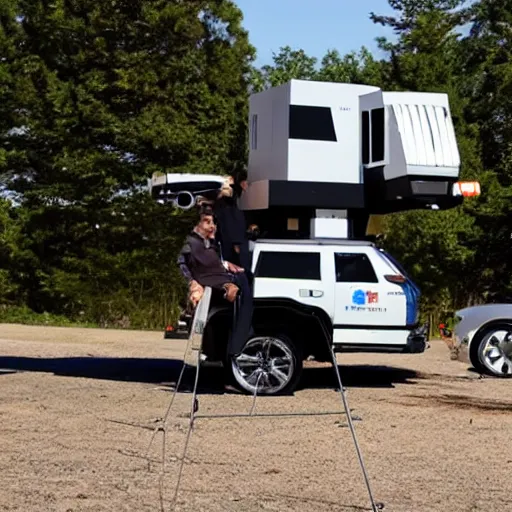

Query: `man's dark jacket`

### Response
(213, 196, 250, 271)
(177, 231, 232, 291)
(177, 230, 253, 356)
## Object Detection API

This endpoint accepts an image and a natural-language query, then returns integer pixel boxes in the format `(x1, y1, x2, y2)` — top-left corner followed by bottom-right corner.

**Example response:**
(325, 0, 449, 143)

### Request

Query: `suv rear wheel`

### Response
(227, 333, 303, 396)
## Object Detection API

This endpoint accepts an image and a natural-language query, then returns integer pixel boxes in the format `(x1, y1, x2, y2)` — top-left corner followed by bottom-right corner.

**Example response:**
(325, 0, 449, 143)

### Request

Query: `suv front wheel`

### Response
(227, 334, 303, 396)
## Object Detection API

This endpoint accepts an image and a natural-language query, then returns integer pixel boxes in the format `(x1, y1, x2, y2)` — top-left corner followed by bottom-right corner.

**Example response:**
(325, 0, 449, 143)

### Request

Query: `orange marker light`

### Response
(453, 181, 481, 197)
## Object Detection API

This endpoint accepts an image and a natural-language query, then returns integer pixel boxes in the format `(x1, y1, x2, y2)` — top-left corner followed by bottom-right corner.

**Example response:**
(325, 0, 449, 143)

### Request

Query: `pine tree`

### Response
(458, 0, 512, 301)
(0, 0, 255, 326)
(371, 0, 484, 321)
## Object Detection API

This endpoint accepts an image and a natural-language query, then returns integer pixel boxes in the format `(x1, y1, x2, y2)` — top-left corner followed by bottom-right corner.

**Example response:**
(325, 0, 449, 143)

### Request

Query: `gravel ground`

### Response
(0, 324, 511, 512)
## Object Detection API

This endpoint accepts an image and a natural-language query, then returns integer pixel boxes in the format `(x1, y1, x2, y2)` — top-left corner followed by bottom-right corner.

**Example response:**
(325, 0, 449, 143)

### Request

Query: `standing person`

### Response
(213, 167, 252, 273)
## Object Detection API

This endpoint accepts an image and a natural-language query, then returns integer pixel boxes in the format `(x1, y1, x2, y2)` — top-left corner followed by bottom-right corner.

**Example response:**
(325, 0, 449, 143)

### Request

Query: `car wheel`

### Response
(470, 322, 512, 378)
(227, 334, 303, 396)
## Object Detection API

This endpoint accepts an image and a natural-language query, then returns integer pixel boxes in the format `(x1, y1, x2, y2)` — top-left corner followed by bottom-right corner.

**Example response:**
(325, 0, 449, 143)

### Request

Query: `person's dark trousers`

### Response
(238, 244, 251, 273)
(227, 272, 254, 357)
(244, 268, 254, 288)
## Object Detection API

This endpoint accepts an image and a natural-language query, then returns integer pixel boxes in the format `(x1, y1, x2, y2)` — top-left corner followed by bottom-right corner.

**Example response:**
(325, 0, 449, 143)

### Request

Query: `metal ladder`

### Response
(147, 287, 384, 512)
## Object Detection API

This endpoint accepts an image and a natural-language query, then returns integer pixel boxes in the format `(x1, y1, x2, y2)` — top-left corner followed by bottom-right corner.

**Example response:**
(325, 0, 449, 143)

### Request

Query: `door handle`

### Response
(299, 289, 324, 298)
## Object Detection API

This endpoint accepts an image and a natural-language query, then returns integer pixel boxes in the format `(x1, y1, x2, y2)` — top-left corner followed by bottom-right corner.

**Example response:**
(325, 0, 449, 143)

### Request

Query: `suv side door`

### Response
(252, 247, 334, 318)
(333, 248, 407, 330)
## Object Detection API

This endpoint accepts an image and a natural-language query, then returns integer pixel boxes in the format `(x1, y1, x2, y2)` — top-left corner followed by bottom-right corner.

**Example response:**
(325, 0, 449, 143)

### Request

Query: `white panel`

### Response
(383, 106, 408, 181)
(163, 173, 225, 185)
(418, 105, 436, 166)
(290, 79, 380, 104)
(359, 91, 384, 111)
(333, 329, 410, 346)
(271, 85, 291, 179)
(392, 105, 410, 161)
(426, 105, 444, 167)
(402, 105, 418, 165)
(288, 138, 359, 184)
(284, 80, 375, 184)
(287, 81, 361, 183)
(409, 105, 427, 165)
(248, 82, 290, 183)
(310, 218, 348, 238)
(383, 91, 461, 179)
(444, 109, 461, 167)
(434, 106, 452, 167)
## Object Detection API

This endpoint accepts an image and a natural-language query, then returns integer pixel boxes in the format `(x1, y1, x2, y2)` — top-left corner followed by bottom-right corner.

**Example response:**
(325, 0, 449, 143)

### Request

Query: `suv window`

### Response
(335, 253, 378, 283)
(256, 251, 321, 280)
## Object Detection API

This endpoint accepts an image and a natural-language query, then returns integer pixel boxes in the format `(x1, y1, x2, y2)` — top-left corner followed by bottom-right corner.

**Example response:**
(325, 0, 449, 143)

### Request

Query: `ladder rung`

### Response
(182, 411, 359, 420)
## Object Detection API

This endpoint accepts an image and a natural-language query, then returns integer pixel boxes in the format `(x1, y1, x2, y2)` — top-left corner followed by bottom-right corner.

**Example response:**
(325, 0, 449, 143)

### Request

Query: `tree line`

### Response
(0, 0, 511, 330)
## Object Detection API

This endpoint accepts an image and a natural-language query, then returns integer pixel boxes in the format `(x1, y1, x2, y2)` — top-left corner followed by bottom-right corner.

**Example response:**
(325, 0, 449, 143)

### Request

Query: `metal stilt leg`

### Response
(329, 347, 382, 512)
(150, 300, 383, 512)
(143, 288, 212, 512)
(170, 346, 202, 511)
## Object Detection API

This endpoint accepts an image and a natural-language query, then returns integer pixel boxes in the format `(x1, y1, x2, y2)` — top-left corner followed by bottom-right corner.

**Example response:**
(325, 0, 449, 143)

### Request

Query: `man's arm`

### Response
(177, 242, 205, 307)
(225, 261, 244, 273)
(177, 242, 194, 284)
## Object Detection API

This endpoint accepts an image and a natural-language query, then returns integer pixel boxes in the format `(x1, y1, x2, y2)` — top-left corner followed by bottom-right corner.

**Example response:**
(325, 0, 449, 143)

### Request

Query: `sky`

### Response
(235, 0, 397, 67)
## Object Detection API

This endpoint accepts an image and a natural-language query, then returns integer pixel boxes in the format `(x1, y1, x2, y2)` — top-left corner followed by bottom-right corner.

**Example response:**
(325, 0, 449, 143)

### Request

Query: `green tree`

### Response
(316, 47, 383, 85)
(250, 46, 317, 92)
(0, 199, 22, 304)
(462, 0, 512, 184)
(457, 0, 512, 301)
(251, 45, 384, 92)
(0, 0, 255, 327)
(371, 0, 485, 322)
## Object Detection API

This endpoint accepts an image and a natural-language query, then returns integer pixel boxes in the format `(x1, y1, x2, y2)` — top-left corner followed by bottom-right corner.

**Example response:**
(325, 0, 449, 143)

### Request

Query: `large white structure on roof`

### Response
(239, 79, 463, 238)
(242, 79, 460, 210)
(148, 79, 475, 240)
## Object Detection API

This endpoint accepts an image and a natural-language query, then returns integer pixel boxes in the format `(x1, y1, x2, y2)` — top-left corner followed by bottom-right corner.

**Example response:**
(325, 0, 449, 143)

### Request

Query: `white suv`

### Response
(196, 238, 427, 396)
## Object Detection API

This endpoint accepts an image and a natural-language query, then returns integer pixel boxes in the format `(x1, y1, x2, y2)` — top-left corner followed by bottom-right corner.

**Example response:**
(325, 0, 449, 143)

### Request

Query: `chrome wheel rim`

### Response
(480, 328, 512, 376)
(231, 337, 295, 394)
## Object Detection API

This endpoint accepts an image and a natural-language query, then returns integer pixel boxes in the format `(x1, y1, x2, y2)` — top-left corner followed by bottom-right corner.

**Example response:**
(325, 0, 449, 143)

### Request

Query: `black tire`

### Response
(225, 333, 303, 396)
(469, 322, 512, 378)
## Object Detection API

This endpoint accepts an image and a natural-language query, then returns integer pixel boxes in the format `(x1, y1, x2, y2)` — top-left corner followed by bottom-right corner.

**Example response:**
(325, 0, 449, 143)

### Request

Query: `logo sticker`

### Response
(346, 289, 387, 313)
(352, 290, 379, 305)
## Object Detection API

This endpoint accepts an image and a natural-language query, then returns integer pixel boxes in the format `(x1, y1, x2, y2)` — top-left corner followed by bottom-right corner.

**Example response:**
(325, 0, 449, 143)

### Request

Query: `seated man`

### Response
(177, 206, 253, 356)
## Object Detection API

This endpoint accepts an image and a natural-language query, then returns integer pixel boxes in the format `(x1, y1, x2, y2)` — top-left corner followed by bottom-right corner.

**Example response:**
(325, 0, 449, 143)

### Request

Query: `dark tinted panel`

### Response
(371, 108, 385, 162)
(289, 105, 337, 142)
(251, 114, 258, 150)
(362, 111, 370, 164)
(335, 253, 378, 283)
(256, 251, 321, 280)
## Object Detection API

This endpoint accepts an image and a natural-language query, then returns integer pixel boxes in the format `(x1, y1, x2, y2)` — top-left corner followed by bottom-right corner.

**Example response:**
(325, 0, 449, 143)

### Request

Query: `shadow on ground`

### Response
(403, 393, 512, 412)
(0, 355, 419, 393)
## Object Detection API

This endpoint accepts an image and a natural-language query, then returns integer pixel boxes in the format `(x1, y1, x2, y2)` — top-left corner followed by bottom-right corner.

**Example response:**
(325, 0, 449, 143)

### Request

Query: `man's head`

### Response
(195, 206, 216, 239)
(235, 169, 248, 194)
(232, 166, 248, 195)
(218, 175, 234, 198)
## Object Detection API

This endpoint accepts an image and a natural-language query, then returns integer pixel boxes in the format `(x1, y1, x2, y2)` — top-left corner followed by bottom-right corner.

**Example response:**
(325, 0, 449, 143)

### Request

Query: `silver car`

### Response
(453, 304, 512, 378)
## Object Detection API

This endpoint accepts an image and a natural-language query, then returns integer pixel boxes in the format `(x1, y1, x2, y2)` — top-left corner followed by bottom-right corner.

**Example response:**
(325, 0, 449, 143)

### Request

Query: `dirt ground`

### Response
(1, 325, 511, 512)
